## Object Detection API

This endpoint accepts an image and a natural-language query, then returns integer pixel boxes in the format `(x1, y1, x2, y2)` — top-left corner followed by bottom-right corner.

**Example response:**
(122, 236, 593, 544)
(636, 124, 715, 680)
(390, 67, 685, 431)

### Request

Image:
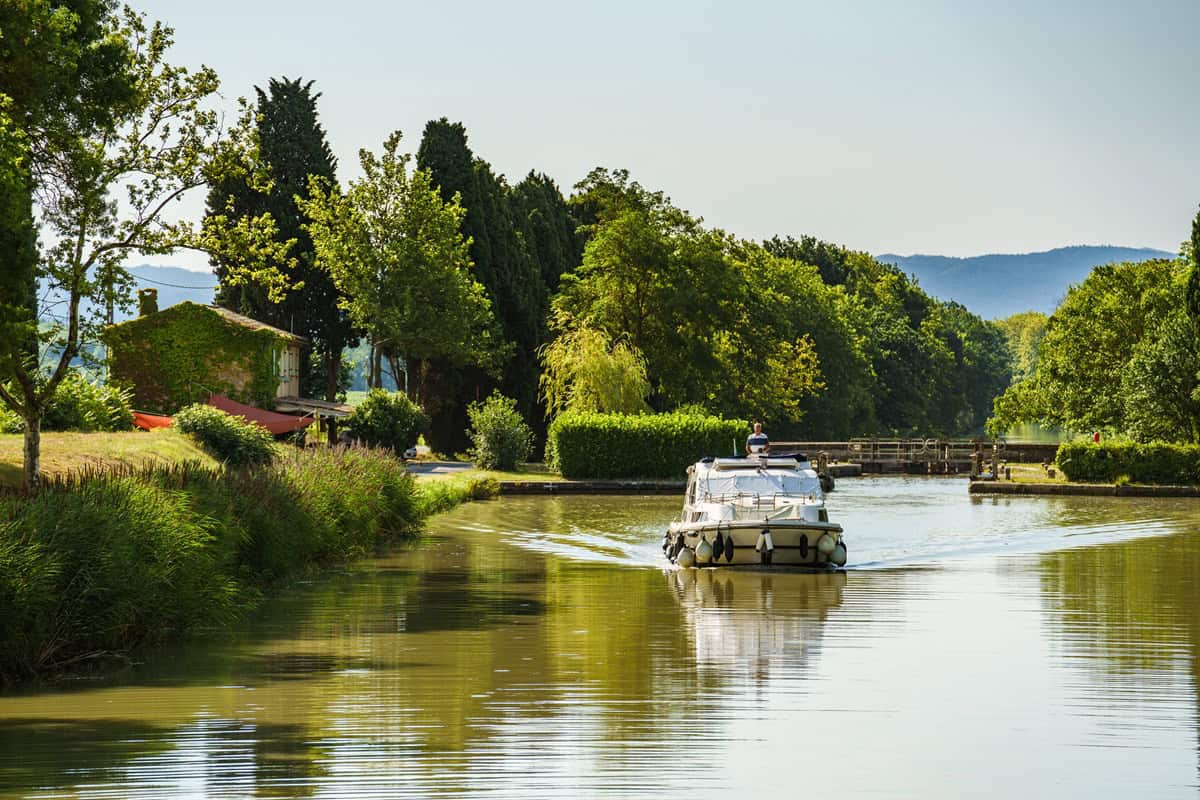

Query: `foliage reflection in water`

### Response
(1, 481, 1199, 798)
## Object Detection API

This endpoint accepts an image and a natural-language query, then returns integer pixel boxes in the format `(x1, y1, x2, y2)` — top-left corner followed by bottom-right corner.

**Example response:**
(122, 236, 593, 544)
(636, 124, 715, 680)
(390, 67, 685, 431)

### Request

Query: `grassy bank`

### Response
(411, 464, 564, 484)
(0, 446, 496, 684)
(0, 429, 220, 488)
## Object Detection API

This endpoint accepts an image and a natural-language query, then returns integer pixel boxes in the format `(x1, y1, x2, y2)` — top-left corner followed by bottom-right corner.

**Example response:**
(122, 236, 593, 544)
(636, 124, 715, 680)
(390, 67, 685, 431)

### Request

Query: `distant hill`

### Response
(876, 246, 1175, 319)
(123, 265, 217, 320)
(40, 264, 216, 326)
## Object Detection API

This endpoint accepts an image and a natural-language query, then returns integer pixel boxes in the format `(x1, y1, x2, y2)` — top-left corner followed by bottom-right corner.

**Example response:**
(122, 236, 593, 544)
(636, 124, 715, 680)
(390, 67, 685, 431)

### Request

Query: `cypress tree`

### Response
(207, 77, 357, 399)
(1188, 205, 1200, 333)
(510, 171, 582, 293)
(415, 121, 582, 451)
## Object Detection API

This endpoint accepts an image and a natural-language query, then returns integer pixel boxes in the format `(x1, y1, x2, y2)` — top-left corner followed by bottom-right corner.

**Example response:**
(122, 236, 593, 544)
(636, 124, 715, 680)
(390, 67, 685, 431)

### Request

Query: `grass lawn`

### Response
(996, 461, 1068, 484)
(0, 429, 219, 488)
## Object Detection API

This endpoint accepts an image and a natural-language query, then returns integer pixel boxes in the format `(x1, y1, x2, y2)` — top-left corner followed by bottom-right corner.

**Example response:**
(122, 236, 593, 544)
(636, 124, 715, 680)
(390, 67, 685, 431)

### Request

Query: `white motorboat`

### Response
(663, 454, 847, 568)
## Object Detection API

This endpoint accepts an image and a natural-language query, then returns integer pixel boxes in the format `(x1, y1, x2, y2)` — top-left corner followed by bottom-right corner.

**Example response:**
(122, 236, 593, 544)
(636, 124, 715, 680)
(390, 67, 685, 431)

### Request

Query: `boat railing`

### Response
(698, 491, 820, 507)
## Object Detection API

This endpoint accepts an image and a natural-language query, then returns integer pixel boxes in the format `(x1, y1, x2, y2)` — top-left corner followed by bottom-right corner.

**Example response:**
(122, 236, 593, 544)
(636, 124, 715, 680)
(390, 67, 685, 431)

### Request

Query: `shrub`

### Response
(346, 389, 427, 453)
(173, 404, 275, 466)
(546, 411, 748, 479)
(1055, 440, 1200, 484)
(0, 373, 134, 433)
(467, 392, 533, 470)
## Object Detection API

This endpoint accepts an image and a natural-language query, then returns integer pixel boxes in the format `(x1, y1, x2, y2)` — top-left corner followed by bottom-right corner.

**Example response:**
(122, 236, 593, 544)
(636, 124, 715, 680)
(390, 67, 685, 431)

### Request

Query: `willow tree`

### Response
(300, 131, 504, 403)
(0, 6, 287, 490)
(538, 325, 650, 416)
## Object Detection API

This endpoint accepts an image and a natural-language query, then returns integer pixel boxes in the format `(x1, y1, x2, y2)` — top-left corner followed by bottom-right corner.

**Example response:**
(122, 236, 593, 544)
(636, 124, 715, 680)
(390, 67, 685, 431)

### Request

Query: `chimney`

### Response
(138, 287, 159, 317)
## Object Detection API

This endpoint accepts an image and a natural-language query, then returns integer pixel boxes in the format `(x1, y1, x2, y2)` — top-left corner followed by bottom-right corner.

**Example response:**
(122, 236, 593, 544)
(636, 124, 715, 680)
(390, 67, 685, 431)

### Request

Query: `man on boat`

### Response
(746, 422, 770, 455)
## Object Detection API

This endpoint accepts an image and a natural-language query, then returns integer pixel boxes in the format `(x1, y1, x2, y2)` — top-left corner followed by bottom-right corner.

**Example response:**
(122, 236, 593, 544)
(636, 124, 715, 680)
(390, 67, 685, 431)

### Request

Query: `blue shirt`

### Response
(746, 432, 769, 452)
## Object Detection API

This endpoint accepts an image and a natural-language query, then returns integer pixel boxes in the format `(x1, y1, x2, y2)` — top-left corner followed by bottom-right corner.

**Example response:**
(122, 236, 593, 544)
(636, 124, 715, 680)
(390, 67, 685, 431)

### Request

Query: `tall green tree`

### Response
(415, 120, 573, 448)
(207, 77, 356, 400)
(0, 6, 287, 489)
(1120, 307, 1200, 443)
(994, 311, 1048, 381)
(731, 244, 874, 437)
(299, 131, 504, 405)
(0, 0, 135, 387)
(510, 171, 581, 293)
(989, 258, 1184, 435)
(555, 194, 737, 410)
(763, 234, 852, 286)
(1186, 205, 1200, 332)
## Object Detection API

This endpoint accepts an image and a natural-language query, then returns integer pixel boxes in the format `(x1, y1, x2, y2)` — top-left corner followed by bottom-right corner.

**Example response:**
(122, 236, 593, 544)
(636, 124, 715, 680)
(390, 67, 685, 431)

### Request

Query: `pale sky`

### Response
(139, 0, 1200, 271)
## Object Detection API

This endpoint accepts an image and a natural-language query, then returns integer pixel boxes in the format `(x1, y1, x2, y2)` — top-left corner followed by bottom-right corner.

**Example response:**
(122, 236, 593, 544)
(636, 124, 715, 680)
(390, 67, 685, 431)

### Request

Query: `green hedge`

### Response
(1055, 441, 1200, 484)
(546, 412, 748, 479)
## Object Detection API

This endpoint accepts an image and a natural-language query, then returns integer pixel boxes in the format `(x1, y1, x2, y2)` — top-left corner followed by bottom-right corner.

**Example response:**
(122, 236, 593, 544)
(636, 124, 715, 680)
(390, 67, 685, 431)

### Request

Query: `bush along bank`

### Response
(1055, 441, 1200, 484)
(0, 446, 495, 683)
(546, 412, 747, 479)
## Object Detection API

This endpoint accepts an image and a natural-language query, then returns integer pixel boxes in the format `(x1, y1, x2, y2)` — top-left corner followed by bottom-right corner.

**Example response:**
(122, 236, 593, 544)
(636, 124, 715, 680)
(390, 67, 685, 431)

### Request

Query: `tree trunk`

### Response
(371, 346, 383, 389)
(325, 348, 338, 401)
(22, 414, 40, 493)
(386, 352, 405, 397)
(408, 357, 423, 403)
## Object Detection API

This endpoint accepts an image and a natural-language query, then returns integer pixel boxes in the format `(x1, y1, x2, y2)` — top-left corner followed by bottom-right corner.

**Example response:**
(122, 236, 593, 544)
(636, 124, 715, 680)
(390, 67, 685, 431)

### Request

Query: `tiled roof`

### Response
(206, 305, 307, 345)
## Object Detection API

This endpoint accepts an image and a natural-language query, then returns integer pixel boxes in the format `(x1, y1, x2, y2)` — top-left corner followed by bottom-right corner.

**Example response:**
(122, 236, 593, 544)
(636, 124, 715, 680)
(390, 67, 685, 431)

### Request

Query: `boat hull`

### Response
(664, 520, 846, 568)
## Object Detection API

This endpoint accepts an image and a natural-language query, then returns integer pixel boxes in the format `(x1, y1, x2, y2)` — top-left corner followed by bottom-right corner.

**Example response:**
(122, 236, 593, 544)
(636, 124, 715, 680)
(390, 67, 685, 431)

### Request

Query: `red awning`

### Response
(133, 411, 174, 430)
(208, 393, 313, 435)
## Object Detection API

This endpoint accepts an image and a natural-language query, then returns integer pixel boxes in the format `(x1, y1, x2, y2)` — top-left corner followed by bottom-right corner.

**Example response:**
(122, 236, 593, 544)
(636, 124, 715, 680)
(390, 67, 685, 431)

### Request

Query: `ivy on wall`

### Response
(103, 302, 284, 412)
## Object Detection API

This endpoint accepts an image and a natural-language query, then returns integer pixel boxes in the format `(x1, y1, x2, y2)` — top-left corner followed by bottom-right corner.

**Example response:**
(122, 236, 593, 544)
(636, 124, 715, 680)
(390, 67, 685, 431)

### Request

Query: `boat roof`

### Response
(691, 455, 824, 498)
(697, 454, 811, 472)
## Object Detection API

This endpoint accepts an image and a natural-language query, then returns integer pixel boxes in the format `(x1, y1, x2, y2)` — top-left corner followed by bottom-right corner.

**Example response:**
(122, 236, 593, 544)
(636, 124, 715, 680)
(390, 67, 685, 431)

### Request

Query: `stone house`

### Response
(103, 298, 307, 413)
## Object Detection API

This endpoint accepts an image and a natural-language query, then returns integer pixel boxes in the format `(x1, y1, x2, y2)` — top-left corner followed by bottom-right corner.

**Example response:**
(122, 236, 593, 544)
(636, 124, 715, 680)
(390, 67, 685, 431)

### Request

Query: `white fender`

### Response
(817, 534, 836, 557)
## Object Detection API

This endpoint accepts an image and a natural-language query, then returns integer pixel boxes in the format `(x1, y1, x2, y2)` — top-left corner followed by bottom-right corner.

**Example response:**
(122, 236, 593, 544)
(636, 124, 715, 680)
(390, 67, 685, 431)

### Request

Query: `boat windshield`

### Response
(700, 470, 820, 499)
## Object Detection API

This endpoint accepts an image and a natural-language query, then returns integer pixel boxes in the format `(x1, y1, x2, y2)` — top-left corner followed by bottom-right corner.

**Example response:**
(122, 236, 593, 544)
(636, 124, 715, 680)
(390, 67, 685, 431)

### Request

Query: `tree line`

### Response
(0, 1, 1017, 490)
(990, 209, 1200, 443)
(208, 88, 1015, 451)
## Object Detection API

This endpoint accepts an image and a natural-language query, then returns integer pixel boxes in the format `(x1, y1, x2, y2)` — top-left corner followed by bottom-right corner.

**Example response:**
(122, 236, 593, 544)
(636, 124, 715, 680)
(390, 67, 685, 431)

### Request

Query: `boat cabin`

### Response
(685, 454, 824, 509)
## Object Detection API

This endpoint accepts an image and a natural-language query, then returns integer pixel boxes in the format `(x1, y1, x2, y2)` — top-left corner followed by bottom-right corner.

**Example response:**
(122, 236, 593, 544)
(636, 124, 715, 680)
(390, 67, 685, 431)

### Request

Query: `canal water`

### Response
(2, 477, 1199, 798)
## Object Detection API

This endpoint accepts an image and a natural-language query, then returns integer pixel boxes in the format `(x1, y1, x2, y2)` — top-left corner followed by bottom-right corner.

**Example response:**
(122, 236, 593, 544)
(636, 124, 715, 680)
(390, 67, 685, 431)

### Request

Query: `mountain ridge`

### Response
(115, 246, 1178, 326)
(876, 245, 1175, 319)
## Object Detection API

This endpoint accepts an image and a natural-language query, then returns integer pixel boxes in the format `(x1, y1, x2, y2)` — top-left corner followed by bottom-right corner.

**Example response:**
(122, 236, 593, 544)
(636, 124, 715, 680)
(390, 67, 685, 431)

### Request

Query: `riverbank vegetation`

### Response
(1055, 441, 1200, 485)
(0, 442, 498, 684)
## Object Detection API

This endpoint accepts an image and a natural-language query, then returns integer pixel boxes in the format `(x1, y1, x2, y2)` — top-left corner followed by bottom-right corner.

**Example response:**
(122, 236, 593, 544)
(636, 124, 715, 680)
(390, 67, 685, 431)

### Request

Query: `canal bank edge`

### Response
(493, 462, 863, 495)
(969, 480, 1200, 498)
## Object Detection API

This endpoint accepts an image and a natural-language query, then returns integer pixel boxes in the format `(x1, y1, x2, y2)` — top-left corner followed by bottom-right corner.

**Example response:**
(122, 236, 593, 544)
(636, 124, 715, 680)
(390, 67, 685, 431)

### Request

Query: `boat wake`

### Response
(437, 479, 1200, 572)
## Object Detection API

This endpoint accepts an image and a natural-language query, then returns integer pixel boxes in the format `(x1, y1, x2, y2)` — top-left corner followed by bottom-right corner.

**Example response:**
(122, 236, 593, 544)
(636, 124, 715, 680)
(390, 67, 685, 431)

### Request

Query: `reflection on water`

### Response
(1, 482, 1199, 798)
(667, 569, 847, 681)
